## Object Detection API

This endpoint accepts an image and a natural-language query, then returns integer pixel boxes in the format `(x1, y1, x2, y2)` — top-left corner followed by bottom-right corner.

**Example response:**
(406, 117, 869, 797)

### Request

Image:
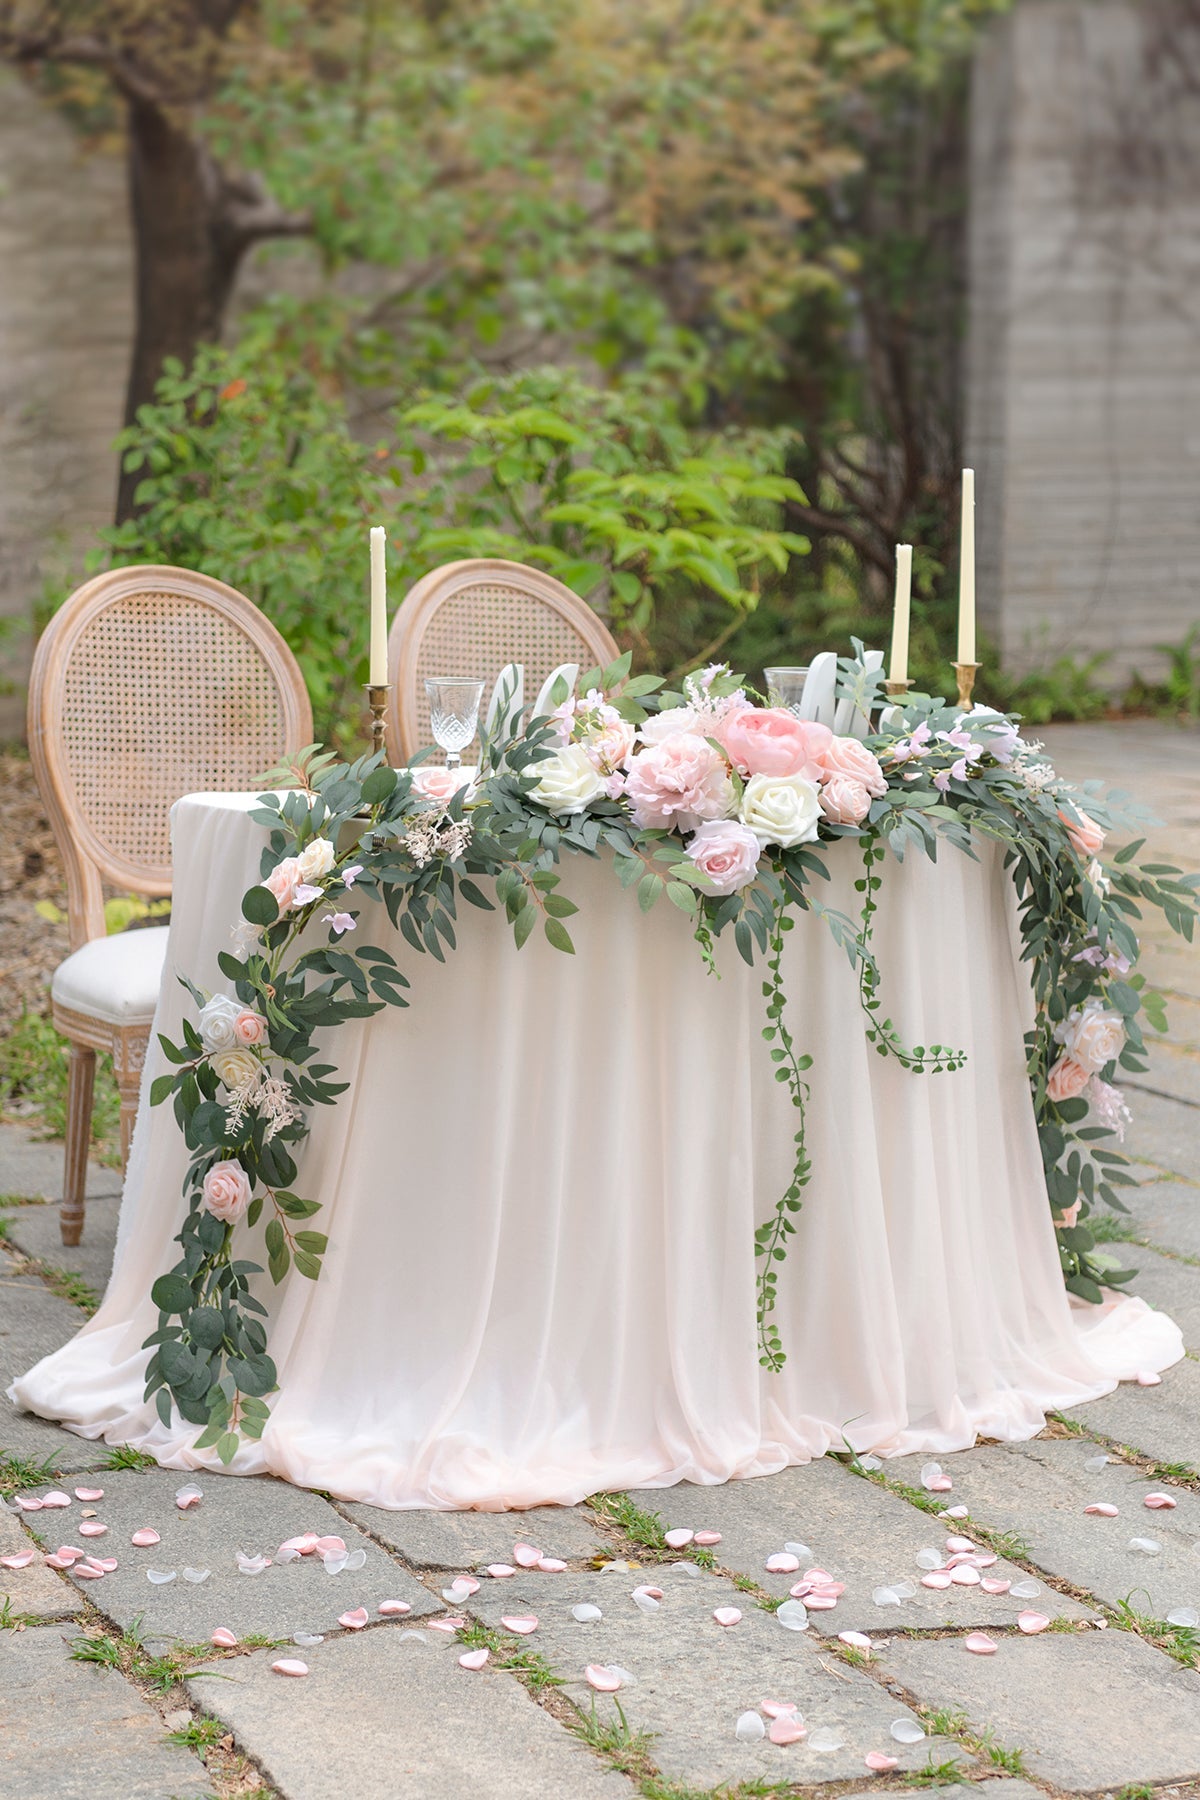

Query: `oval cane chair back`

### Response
(28, 565, 313, 950)
(387, 559, 619, 761)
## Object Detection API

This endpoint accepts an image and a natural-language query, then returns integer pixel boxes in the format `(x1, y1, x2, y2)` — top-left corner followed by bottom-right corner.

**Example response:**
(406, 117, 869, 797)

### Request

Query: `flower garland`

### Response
(146, 653, 1199, 1457)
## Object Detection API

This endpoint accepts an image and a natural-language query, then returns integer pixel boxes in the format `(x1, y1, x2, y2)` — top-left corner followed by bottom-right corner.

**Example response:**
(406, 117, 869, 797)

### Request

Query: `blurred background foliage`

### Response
(17, 0, 1177, 743)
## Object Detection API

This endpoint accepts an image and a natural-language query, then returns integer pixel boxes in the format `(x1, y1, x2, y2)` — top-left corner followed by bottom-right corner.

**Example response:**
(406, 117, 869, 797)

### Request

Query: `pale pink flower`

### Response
(1088, 1076, 1132, 1140)
(412, 765, 472, 804)
(820, 773, 873, 826)
(638, 706, 700, 745)
(583, 716, 636, 773)
(264, 856, 302, 913)
(1054, 998, 1124, 1074)
(684, 820, 761, 895)
(341, 864, 364, 888)
(715, 706, 832, 780)
(624, 733, 735, 832)
(1056, 1199, 1083, 1229)
(1046, 1054, 1090, 1103)
(233, 1011, 267, 1047)
(293, 883, 323, 906)
(818, 736, 888, 797)
(202, 1160, 252, 1225)
(1058, 804, 1105, 859)
(327, 912, 356, 936)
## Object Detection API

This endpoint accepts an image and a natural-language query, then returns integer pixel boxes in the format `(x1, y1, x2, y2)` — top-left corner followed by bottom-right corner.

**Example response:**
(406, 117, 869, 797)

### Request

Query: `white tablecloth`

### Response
(10, 792, 1182, 1509)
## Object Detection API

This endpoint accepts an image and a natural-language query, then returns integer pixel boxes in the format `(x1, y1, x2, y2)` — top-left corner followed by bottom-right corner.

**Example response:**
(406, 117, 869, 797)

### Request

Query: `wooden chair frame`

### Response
(386, 559, 619, 762)
(27, 565, 313, 1244)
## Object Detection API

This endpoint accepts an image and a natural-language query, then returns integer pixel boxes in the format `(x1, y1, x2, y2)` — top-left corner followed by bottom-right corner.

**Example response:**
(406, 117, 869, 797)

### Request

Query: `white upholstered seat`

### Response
(51, 927, 169, 1029)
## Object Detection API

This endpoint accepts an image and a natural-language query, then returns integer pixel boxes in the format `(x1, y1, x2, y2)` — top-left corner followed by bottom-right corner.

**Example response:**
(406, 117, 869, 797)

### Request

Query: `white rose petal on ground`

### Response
(571, 1604, 602, 1623)
(891, 1719, 926, 1745)
(735, 1711, 766, 1742)
(1129, 1537, 1162, 1555)
(458, 1648, 489, 1671)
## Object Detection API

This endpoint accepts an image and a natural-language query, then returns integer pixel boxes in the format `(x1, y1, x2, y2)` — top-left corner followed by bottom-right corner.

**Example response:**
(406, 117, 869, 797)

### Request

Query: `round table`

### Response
(10, 792, 1181, 1510)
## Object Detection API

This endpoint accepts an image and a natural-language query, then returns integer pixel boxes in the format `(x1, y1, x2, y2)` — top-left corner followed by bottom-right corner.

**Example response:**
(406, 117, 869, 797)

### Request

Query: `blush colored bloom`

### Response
(341, 864, 364, 887)
(233, 1010, 267, 1046)
(412, 765, 473, 805)
(202, 1160, 252, 1225)
(1058, 804, 1105, 859)
(327, 912, 356, 936)
(638, 705, 700, 745)
(264, 856, 302, 913)
(820, 773, 873, 826)
(684, 820, 762, 895)
(1046, 1054, 1090, 1103)
(624, 733, 735, 832)
(1054, 998, 1125, 1074)
(1088, 1076, 1132, 1140)
(818, 736, 888, 797)
(583, 716, 636, 773)
(716, 707, 832, 780)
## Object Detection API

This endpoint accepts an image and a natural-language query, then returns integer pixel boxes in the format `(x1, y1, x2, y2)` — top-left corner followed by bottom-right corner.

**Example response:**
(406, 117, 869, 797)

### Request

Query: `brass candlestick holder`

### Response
(954, 662, 980, 711)
(364, 684, 390, 760)
(883, 678, 912, 699)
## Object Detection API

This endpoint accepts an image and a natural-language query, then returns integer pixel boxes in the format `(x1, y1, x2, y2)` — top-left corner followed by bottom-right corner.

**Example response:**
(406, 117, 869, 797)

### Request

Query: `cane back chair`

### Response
(27, 565, 313, 1245)
(386, 559, 619, 761)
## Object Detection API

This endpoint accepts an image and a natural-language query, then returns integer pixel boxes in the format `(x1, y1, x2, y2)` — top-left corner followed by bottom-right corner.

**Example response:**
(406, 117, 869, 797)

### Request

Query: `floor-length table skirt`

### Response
(10, 794, 1182, 1509)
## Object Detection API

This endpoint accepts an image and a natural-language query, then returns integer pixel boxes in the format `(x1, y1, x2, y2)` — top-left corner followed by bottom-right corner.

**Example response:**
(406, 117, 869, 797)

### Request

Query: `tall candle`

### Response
(369, 526, 388, 686)
(890, 543, 913, 685)
(958, 469, 976, 664)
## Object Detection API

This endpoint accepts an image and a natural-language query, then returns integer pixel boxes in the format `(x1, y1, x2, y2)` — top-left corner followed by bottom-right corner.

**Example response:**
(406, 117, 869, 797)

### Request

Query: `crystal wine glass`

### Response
(764, 666, 811, 716)
(425, 677, 484, 769)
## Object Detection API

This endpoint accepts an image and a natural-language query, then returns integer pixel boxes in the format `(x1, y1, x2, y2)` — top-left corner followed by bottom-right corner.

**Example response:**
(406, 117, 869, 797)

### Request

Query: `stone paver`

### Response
(1141, 1038, 1200, 1105)
(186, 1628, 635, 1800)
(1, 1626, 215, 1800)
(633, 1458, 1089, 1633)
(1106, 1241, 1200, 1349)
(0, 1506, 81, 1620)
(1, 1189, 120, 1299)
(0, 1119, 122, 1203)
(342, 1500, 606, 1570)
(1123, 1087, 1200, 1184)
(0, 1254, 105, 1467)
(1065, 1356, 1200, 1467)
(881, 1628, 1200, 1791)
(890, 1436, 1200, 1620)
(1126, 1178, 1200, 1259)
(24, 1467, 439, 1642)
(470, 1563, 961, 1788)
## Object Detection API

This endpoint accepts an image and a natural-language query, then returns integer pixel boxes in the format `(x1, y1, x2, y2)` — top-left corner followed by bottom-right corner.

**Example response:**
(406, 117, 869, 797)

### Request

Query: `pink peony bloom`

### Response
(638, 706, 700, 745)
(327, 912, 356, 936)
(412, 765, 472, 804)
(820, 773, 873, 826)
(1058, 804, 1105, 859)
(1047, 1054, 1090, 1103)
(684, 820, 762, 895)
(624, 733, 735, 833)
(233, 1010, 267, 1047)
(818, 736, 888, 798)
(716, 707, 833, 780)
(264, 856, 302, 913)
(202, 1160, 252, 1225)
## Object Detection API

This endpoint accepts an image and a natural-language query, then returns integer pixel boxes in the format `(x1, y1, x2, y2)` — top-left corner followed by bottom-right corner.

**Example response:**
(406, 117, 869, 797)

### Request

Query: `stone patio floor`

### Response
(1, 720, 1199, 1800)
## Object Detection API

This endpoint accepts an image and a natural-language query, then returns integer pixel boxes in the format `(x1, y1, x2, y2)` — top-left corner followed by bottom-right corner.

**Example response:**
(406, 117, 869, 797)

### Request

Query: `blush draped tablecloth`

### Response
(10, 792, 1183, 1510)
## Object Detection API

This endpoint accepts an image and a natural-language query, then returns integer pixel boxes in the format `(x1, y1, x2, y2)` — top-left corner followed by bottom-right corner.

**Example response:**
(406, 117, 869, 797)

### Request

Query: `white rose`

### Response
(638, 706, 700, 745)
(528, 743, 608, 814)
(199, 993, 242, 1054)
(296, 837, 336, 883)
(1054, 998, 1125, 1074)
(739, 771, 822, 849)
(212, 1048, 260, 1092)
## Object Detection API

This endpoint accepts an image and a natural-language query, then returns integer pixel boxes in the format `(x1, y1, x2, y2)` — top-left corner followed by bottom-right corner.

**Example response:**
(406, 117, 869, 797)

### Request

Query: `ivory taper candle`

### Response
(957, 469, 976, 665)
(369, 526, 388, 685)
(889, 543, 913, 685)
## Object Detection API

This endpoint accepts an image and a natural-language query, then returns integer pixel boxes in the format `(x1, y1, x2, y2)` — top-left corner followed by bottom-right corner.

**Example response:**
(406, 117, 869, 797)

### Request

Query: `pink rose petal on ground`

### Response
(537, 1558, 567, 1572)
(78, 1522, 107, 1538)
(632, 1585, 665, 1602)
(839, 1631, 873, 1652)
(803, 1567, 834, 1584)
(804, 1593, 839, 1610)
(980, 1578, 1012, 1595)
(789, 1581, 813, 1599)
(769, 1716, 808, 1746)
(760, 1700, 799, 1719)
(87, 1556, 118, 1573)
(513, 1542, 542, 1567)
(1084, 1503, 1119, 1517)
(73, 1564, 105, 1579)
(664, 1529, 694, 1549)
(694, 1531, 722, 1546)
(211, 1628, 239, 1648)
(40, 1491, 72, 1508)
(131, 1529, 160, 1547)
(236, 1553, 272, 1574)
(313, 1536, 345, 1555)
(44, 1554, 76, 1570)
(950, 1565, 982, 1586)
(458, 1648, 489, 1670)
(378, 1601, 412, 1617)
(921, 1571, 953, 1589)
(865, 1752, 900, 1772)
(15, 1497, 43, 1511)
(279, 1534, 321, 1555)
(1018, 1611, 1051, 1634)
(765, 1552, 800, 1573)
(74, 1488, 104, 1502)
(713, 1606, 742, 1627)
(927, 1476, 954, 1493)
(965, 1633, 998, 1655)
(487, 1564, 517, 1579)
(57, 1546, 85, 1562)
(272, 1659, 309, 1677)
(443, 1577, 481, 1601)
(943, 1505, 970, 1519)
(1145, 1493, 1178, 1509)
(175, 1486, 203, 1509)
(502, 1616, 539, 1635)
(275, 1548, 302, 1565)
(0, 1550, 35, 1570)
(1136, 1371, 1162, 1386)
(338, 1608, 370, 1630)
(945, 1535, 973, 1552)
(427, 1616, 466, 1634)
(585, 1665, 622, 1692)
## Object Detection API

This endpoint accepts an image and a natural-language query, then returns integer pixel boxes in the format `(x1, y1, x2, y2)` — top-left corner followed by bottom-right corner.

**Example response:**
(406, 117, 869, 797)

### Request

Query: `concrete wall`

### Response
(967, 0, 1200, 683)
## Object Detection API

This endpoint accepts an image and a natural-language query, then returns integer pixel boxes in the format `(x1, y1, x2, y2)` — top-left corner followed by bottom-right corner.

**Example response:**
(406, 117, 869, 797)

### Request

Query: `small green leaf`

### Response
(242, 885, 280, 927)
(544, 917, 575, 954)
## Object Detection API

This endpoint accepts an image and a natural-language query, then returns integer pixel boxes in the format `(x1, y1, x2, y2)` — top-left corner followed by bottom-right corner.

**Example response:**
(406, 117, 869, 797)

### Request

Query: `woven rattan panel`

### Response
(412, 583, 601, 752)
(61, 592, 291, 879)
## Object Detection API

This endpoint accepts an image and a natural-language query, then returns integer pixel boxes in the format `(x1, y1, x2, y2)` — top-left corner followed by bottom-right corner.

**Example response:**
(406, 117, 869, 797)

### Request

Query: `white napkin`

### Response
(532, 663, 579, 718)
(485, 663, 525, 745)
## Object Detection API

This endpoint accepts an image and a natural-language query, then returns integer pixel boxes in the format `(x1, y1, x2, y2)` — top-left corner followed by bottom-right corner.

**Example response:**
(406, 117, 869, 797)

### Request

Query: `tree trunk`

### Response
(116, 95, 245, 522)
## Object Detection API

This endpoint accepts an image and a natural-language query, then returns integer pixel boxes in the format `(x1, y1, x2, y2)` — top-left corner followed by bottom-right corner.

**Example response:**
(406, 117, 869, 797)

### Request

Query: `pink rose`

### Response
(584, 716, 637, 773)
(624, 733, 735, 832)
(264, 856, 302, 913)
(819, 773, 873, 826)
(412, 765, 472, 804)
(201, 1159, 252, 1225)
(684, 820, 762, 895)
(1056, 1199, 1083, 1229)
(819, 735, 888, 798)
(1058, 805, 1105, 859)
(1046, 1054, 1090, 1104)
(716, 706, 833, 780)
(233, 1010, 266, 1047)
(1055, 999, 1124, 1074)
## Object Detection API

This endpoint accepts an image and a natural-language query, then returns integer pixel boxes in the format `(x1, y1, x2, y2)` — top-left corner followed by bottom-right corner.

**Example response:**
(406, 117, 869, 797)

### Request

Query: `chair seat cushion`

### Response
(51, 926, 170, 1028)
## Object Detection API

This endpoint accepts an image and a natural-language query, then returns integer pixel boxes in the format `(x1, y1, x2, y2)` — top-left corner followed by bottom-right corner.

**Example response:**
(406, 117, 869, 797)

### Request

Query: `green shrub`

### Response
(0, 1012, 121, 1167)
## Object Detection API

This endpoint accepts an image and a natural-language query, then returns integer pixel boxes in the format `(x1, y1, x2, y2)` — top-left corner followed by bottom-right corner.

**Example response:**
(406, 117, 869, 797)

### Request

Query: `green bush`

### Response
(0, 1012, 121, 1167)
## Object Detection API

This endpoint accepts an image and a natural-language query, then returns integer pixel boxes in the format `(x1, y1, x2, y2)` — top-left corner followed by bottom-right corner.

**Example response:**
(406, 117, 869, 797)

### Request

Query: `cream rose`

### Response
(199, 993, 242, 1054)
(296, 836, 336, 884)
(528, 743, 608, 814)
(739, 772, 822, 848)
(201, 1159, 252, 1225)
(212, 1048, 260, 1092)
(684, 820, 762, 895)
(1055, 998, 1125, 1074)
(264, 855, 302, 913)
(819, 772, 873, 826)
(1046, 1054, 1090, 1104)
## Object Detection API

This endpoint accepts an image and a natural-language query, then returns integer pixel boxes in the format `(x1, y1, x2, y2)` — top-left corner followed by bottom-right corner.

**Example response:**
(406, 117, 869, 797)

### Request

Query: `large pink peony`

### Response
(685, 820, 761, 895)
(716, 706, 832, 780)
(202, 1159, 252, 1225)
(624, 733, 735, 833)
(1046, 1055, 1090, 1104)
(819, 773, 873, 826)
(819, 735, 888, 798)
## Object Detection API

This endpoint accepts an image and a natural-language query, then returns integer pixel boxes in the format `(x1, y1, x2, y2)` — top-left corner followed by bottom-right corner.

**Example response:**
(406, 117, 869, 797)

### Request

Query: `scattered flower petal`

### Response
(916, 1549, 946, 1571)
(338, 1608, 369, 1630)
(770, 1716, 809, 1746)
(572, 1603, 603, 1623)
(147, 1569, 177, 1584)
(78, 1522, 107, 1538)
(322, 1554, 348, 1575)
(73, 1564, 105, 1580)
(667, 1561, 700, 1578)
(174, 1486, 203, 1510)
(735, 1711, 766, 1742)
(951, 1566, 982, 1587)
(632, 1592, 660, 1614)
(182, 1568, 210, 1583)
(943, 1506, 970, 1520)
(809, 1726, 844, 1753)
(776, 1599, 809, 1631)
(891, 1719, 926, 1745)
(764, 1552, 800, 1573)
(0, 1551, 35, 1570)
(921, 1571, 953, 1590)
(131, 1529, 160, 1548)
(14, 1497, 43, 1511)
(44, 1554, 76, 1570)
(1145, 1493, 1178, 1510)
(585, 1664, 622, 1692)
(965, 1632, 998, 1655)
(486, 1564, 517, 1579)
(211, 1628, 239, 1647)
(1084, 1454, 1111, 1472)
(865, 1752, 899, 1772)
(784, 1542, 813, 1560)
(279, 1534, 320, 1555)
(839, 1631, 872, 1654)
(872, 1586, 902, 1607)
(713, 1606, 741, 1627)
(1018, 1611, 1050, 1634)
(378, 1600, 412, 1617)
(40, 1492, 72, 1508)
(804, 1593, 839, 1610)
(443, 1577, 480, 1601)
(293, 1633, 325, 1647)
(313, 1536, 345, 1556)
(275, 1547, 302, 1564)
(1129, 1537, 1162, 1555)
(980, 1577, 1012, 1595)
(501, 1616, 539, 1635)
(272, 1659, 308, 1677)
(1167, 1607, 1200, 1628)
(427, 1616, 466, 1634)
(760, 1701, 799, 1719)
(1136, 1371, 1162, 1386)
(694, 1531, 722, 1546)
(513, 1542, 542, 1567)
(1011, 1579, 1042, 1598)
(236, 1553, 272, 1575)
(1084, 1503, 1119, 1517)
(858, 1456, 883, 1472)
(664, 1529, 694, 1549)
(945, 1535, 973, 1553)
(537, 1558, 567, 1572)
(74, 1488, 104, 1502)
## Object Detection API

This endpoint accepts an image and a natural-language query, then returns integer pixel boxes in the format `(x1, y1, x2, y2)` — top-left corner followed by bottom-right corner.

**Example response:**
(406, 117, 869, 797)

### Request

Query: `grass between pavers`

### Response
(0, 1449, 63, 1497)
(1090, 1211, 1200, 1268)
(1, 1232, 102, 1314)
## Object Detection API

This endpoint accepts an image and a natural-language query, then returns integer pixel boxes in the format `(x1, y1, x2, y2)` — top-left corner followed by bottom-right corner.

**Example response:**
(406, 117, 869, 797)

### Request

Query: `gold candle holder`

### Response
(954, 662, 980, 710)
(883, 679, 912, 699)
(364, 684, 390, 760)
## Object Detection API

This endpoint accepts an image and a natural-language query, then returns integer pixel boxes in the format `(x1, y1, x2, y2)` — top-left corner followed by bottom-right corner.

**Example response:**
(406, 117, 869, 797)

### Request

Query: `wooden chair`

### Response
(386, 559, 619, 761)
(27, 565, 313, 1246)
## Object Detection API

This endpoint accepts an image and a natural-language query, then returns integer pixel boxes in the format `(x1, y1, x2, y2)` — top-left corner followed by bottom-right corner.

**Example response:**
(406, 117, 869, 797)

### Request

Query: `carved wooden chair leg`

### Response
(111, 1025, 149, 1172)
(61, 1042, 96, 1247)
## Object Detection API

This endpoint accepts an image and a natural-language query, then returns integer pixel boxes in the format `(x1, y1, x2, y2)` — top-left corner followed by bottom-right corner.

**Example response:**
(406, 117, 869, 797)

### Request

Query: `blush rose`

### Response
(818, 735, 888, 797)
(202, 1160, 252, 1226)
(1055, 998, 1125, 1074)
(819, 772, 873, 826)
(684, 820, 762, 895)
(1046, 1055, 1090, 1104)
(1058, 804, 1105, 859)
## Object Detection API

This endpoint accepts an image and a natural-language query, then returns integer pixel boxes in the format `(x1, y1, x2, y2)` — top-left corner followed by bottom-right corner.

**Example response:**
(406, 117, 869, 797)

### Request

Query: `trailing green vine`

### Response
(754, 895, 812, 1371)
